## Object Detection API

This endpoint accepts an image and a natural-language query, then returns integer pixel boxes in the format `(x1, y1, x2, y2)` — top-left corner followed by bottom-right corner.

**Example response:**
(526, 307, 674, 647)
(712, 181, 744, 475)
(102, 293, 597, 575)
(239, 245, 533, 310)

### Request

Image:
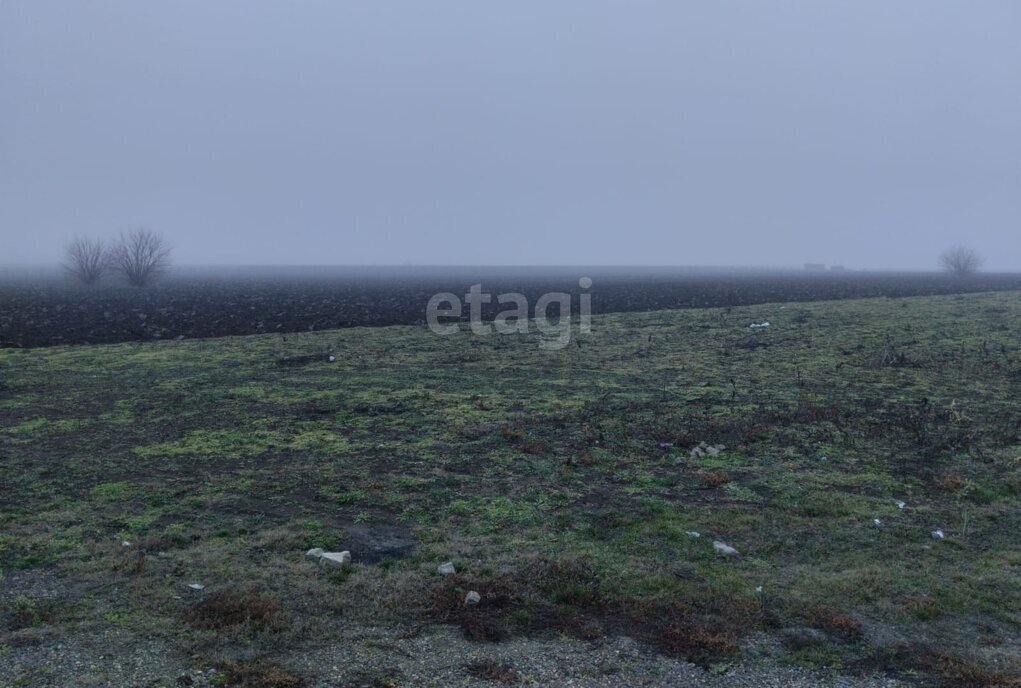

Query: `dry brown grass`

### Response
(574, 451, 598, 467)
(339, 567, 434, 624)
(426, 558, 757, 667)
(915, 651, 1021, 688)
(188, 591, 285, 632)
(519, 441, 548, 455)
(500, 424, 524, 441)
(648, 621, 741, 665)
(802, 604, 862, 642)
(347, 669, 404, 687)
(901, 595, 946, 621)
(429, 558, 604, 643)
(626, 598, 746, 667)
(864, 645, 1021, 688)
(938, 473, 969, 492)
(701, 470, 732, 488)
(465, 659, 518, 683)
(215, 659, 307, 688)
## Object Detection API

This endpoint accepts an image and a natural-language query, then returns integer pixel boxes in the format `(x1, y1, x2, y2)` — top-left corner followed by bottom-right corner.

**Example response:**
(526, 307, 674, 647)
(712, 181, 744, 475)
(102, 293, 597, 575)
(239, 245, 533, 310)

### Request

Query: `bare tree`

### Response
(62, 237, 109, 285)
(111, 228, 172, 287)
(939, 245, 983, 276)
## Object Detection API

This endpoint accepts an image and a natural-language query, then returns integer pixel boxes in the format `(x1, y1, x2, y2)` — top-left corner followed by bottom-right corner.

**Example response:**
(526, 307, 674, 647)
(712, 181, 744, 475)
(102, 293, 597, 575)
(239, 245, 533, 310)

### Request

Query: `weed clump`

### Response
(6, 596, 64, 631)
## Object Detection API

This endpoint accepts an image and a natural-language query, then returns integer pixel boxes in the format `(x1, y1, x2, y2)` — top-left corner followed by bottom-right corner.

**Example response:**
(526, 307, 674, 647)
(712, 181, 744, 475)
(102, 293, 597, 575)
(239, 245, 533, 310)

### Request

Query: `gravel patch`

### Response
(0, 620, 913, 688)
(283, 625, 909, 688)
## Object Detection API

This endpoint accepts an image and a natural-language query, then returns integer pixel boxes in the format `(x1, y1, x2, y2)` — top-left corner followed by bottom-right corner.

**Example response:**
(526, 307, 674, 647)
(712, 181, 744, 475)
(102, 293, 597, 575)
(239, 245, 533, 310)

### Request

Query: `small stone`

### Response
(320, 551, 351, 567)
(328, 355, 336, 362)
(305, 548, 325, 560)
(188, 583, 205, 590)
(689, 442, 725, 460)
(437, 561, 456, 575)
(713, 541, 739, 556)
(931, 529, 945, 540)
(465, 590, 481, 606)
(122, 540, 132, 547)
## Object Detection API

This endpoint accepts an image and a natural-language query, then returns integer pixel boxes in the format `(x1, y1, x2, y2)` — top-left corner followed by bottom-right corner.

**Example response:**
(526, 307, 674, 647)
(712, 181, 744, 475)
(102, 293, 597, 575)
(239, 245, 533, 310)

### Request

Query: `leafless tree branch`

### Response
(62, 237, 109, 286)
(939, 246, 983, 276)
(111, 228, 172, 287)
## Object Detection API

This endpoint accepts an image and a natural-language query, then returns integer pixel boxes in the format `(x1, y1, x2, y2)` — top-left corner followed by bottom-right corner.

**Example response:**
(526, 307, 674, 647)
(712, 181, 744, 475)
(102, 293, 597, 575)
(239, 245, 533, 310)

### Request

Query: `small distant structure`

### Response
(830, 264, 846, 271)
(804, 263, 826, 271)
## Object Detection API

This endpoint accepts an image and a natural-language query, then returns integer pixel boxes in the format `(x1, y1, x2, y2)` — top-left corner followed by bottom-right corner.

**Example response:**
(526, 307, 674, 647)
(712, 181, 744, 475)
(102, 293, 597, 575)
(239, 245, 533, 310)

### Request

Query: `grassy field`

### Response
(2, 291, 1020, 686)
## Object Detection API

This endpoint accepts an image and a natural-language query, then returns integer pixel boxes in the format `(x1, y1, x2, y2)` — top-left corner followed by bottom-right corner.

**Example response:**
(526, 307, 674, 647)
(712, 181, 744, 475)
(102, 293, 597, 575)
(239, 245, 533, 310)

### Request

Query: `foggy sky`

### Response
(2, 2, 1019, 269)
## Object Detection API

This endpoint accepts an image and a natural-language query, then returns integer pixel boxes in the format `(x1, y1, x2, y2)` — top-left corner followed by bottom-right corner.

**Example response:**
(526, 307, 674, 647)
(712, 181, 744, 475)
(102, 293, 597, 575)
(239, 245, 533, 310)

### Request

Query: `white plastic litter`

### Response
(931, 529, 945, 540)
(713, 541, 739, 556)
(320, 551, 351, 567)
(749, 322, 771, 329)
(188, 583, 205, 590)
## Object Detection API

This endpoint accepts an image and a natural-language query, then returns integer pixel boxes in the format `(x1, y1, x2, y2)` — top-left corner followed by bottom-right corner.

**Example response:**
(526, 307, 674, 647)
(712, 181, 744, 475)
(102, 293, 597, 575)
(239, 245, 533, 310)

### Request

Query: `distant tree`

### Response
(62, 237, 109, 285)
(939, 245, 983, 276)
(111, 228, 171, 287)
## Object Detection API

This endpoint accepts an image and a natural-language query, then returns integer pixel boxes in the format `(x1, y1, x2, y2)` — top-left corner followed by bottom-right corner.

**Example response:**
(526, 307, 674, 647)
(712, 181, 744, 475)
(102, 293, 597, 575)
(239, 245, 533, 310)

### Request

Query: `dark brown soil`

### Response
(3, 266, 1020, 347)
